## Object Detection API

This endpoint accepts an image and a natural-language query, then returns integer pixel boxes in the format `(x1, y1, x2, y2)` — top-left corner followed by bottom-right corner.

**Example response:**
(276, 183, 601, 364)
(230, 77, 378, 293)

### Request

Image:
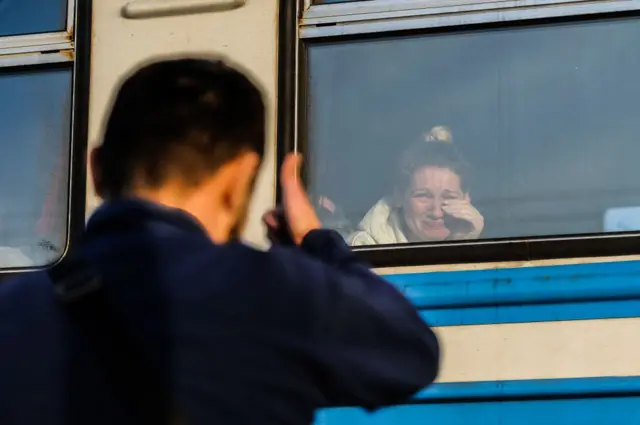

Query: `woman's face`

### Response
(402, 165, 467, 241)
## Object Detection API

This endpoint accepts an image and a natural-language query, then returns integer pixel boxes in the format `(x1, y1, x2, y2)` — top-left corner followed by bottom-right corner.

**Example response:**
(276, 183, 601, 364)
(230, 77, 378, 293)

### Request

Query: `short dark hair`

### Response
(95, 57, 266, 199)
(393, 141, 470, 196)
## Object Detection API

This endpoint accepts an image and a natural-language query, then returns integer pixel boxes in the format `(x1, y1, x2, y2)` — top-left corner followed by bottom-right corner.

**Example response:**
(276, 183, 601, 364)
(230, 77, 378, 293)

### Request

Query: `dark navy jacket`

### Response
(0, 200, 439, 425)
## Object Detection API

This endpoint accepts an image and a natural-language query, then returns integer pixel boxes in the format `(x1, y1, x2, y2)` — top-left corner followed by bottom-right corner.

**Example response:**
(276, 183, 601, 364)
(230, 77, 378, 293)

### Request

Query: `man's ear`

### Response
(235, 151, 260, 198)
(221, 151, 261, 211)
(464, 192, 471, 202)
(90, 146, 103, 198)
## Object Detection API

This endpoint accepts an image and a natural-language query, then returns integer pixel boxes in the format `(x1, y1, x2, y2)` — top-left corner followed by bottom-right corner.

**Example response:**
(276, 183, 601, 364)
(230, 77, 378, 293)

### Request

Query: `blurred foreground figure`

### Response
(0, 57, 439, 425)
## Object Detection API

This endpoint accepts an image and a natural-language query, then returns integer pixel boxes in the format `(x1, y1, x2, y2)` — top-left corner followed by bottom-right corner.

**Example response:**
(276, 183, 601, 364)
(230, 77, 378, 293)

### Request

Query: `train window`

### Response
(0, 0, 68, 37)
(0, 68, 72, 268)
(312, 0, 367, 4)
(0, 0, 89, 270)
(282, 0, 640, 266)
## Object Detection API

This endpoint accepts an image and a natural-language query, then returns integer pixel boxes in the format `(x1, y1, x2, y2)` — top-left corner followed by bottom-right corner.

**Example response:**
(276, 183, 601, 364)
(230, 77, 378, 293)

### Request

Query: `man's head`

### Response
(92, 57, 266, 243)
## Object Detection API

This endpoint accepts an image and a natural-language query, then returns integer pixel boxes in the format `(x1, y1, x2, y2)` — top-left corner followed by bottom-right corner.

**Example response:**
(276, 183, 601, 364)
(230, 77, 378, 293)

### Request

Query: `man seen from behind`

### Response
(0, 57, 440, 425)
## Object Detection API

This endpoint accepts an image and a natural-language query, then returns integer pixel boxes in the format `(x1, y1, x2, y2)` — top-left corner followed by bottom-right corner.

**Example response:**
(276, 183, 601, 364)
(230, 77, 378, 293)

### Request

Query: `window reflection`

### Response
(305, 17, 640, 246)
(0, 67, 72, 267)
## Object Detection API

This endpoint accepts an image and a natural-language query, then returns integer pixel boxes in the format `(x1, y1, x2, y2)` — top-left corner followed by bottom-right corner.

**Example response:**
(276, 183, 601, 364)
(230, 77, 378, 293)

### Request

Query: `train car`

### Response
(4, 0, 640, 423)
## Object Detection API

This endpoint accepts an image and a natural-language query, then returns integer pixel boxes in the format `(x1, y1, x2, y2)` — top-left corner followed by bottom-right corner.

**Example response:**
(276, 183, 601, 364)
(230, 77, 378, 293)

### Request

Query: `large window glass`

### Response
(0, 67, 72, 267)
(305, 15, 640, 249)
(0, 0, 85, 269)
(0, 0, 68, 36)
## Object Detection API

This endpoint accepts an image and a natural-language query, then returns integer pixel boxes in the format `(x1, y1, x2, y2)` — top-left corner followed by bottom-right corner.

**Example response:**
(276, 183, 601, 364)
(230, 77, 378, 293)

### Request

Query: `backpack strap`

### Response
(49, 252, 177, 424)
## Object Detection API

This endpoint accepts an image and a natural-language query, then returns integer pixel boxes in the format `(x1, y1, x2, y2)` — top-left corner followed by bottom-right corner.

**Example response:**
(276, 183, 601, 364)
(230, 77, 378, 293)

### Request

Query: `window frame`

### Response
(0, 0, 92, 276)
(301, 0, 640, 36)
(278, 0, 640, 268)
(0, 0, 76, 56)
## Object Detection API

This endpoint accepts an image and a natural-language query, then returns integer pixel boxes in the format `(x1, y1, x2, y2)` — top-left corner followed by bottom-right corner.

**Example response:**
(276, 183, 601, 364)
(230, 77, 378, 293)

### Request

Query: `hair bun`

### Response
(424, 125, 453, 143)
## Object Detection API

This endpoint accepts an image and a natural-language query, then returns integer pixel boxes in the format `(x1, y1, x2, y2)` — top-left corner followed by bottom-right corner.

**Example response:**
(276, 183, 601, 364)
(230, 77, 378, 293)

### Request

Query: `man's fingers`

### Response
(280, 153, 308, 208)
(262, 210, 279, 229)
(280, 152, 302, 188)
(277, 151, 321, 245)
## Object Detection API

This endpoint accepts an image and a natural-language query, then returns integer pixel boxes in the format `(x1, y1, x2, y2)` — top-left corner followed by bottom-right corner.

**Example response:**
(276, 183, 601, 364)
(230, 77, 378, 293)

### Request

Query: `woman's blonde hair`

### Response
(391, 125, 468, 206)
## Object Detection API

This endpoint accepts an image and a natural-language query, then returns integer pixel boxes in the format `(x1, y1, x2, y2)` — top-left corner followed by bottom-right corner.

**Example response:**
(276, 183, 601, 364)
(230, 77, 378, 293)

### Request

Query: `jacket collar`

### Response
(85, 198, 208, 240)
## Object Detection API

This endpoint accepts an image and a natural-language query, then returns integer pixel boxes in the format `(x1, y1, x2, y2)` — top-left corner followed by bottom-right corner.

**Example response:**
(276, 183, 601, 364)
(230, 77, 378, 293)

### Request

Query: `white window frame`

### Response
(301, 0, 640, 38)
(0, 0, 76, 67)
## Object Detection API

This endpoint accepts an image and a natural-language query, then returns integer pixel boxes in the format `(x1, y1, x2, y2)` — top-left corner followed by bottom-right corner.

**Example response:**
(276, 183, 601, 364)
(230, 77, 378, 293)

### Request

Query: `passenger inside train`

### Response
(315, 126, 484, 246)
(349, 126, 484, 245)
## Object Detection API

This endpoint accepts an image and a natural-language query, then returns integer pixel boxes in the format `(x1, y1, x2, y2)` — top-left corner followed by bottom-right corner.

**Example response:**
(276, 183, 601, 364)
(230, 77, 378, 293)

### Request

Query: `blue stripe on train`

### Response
(384, 259, 640, 326)
(315, 376, 640, 425)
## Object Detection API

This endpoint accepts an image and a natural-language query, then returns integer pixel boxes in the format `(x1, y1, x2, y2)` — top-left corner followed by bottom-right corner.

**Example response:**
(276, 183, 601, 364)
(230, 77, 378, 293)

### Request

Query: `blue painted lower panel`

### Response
(314, 397, 640, 425)
(314, 377, 640, 425)
(381, 259, 640, 326)
(420, 298, 640, 327)
(416, 377, 640, 400)
(388, 260, 640, 308)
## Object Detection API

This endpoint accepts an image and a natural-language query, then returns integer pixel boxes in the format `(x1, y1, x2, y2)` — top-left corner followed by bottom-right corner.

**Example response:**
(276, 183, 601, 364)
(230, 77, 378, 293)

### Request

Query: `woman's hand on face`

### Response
(441, 199, 484, 240)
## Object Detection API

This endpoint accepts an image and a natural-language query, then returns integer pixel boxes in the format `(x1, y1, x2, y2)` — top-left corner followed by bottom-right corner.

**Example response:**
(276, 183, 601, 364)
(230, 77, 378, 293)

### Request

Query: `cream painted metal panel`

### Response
(87, 0, 278, 248)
